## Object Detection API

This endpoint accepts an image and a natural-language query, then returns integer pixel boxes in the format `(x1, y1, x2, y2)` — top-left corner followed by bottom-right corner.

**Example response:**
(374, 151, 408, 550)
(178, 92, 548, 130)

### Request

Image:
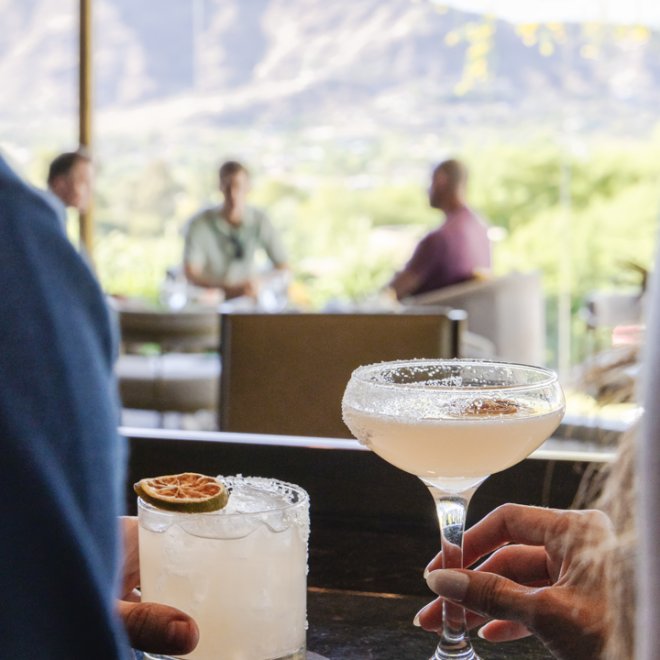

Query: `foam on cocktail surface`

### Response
(143, 476, 309, 540)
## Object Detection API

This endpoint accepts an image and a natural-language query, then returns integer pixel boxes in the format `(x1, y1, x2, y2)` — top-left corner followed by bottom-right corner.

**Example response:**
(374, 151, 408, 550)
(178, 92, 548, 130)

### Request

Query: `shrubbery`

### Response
(91, 132, 660, 366)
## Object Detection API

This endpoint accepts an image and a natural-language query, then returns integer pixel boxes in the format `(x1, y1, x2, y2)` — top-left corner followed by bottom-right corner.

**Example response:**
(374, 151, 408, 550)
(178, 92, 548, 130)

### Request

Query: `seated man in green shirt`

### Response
(183, 161, 288, 300)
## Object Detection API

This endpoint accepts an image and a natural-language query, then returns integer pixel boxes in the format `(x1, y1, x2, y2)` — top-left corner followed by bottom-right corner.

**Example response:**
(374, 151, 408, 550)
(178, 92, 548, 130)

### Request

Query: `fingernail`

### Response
(426, 569, 469, 602)
(166, 620, 194, 651)
(477, 625, 487, 639)
(423, 566, 431, 579)
(412, 602, 431, 627)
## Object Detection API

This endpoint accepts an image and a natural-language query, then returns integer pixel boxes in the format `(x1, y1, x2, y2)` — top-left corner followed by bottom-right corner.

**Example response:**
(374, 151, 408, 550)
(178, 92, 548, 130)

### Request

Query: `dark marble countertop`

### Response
(126, 430, 590, 660)
(307, 588, 551, 660)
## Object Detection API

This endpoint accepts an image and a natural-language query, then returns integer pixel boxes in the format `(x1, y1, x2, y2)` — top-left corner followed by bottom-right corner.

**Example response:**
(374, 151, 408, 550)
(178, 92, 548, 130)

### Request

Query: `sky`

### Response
(437, 0, 660, 28)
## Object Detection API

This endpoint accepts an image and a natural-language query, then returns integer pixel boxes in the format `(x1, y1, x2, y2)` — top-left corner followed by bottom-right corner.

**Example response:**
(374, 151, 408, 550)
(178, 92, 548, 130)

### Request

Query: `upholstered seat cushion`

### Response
(404, 272, 545, 365)
(116, 353, 220, 413)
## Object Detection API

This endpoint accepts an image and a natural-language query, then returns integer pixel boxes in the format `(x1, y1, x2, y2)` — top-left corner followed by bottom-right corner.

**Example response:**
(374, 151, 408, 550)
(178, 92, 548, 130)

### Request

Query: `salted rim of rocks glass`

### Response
(341, 358, 565, 660)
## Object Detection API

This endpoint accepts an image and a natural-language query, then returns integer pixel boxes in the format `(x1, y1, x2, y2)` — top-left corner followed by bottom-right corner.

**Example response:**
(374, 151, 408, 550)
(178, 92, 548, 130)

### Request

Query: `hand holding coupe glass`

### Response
(419, 504, 613, 660)
(342, 359, 566, 659)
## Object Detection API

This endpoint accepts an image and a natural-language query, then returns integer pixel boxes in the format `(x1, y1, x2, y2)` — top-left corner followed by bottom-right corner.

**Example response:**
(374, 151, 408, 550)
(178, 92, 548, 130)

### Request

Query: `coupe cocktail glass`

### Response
(137, 476, 309, 660)
(342, 359, 564, 660)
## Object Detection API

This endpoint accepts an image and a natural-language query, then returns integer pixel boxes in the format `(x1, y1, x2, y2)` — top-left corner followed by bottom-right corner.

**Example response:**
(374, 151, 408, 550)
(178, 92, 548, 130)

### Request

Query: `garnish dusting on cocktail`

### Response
(463, 398, 519, 416)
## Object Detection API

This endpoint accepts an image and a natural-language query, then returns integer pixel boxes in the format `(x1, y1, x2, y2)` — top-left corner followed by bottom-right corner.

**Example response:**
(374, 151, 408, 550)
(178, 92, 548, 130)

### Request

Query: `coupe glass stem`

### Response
(425, 482, 483, 660)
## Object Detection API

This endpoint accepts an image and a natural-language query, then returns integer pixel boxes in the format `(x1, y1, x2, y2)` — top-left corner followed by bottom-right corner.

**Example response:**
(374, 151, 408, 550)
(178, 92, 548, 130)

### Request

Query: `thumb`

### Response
(117, 600, 199, 655)
(426, 569, 539, 626)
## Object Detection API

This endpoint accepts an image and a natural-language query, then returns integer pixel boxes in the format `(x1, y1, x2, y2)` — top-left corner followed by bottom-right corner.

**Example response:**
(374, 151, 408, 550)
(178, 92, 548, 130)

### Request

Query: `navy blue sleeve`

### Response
(0, 157, 131, 659)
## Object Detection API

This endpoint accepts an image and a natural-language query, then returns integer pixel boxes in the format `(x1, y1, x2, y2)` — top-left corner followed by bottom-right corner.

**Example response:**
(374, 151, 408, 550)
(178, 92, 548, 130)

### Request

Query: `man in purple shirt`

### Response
(389, 159, 491, 300)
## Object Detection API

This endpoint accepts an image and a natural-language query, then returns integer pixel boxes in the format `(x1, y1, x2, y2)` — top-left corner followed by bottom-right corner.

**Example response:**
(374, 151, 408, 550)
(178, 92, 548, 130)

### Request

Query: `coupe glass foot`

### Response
(431, 642, 482, 660)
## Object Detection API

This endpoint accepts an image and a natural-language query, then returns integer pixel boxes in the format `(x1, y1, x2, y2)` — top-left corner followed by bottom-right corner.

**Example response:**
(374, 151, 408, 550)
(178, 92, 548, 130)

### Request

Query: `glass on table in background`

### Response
(257, 269, 291, 312)
(159, 267, 189, 311)
(342, 359, 564, 660)
(138, 476, 310, 660)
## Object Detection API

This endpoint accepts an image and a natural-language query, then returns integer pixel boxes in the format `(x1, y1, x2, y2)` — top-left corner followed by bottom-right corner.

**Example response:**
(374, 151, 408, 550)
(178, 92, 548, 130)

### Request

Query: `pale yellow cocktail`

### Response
(138, 476, 309, 660)
(343, 404, 563, 480)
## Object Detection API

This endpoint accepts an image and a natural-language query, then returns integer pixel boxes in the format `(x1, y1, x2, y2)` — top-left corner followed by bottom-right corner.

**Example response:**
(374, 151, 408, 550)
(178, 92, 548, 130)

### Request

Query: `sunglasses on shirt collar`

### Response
(228, 234, 245, 260)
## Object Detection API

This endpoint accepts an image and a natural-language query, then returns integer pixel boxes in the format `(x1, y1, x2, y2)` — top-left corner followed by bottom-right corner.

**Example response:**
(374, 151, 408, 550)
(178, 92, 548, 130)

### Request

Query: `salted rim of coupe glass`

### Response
(349, 358, 559, 396)
(137, 476, 309, 518)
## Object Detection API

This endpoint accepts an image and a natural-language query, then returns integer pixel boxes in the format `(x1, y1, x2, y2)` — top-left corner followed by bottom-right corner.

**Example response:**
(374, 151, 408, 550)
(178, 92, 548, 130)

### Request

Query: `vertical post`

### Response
(79, 0, 94, 263)
(557, 153, 572, 380)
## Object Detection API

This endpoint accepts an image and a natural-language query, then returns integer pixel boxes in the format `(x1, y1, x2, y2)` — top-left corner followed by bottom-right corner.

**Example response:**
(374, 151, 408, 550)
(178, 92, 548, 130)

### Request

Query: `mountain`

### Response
(1, 0, 658, 135)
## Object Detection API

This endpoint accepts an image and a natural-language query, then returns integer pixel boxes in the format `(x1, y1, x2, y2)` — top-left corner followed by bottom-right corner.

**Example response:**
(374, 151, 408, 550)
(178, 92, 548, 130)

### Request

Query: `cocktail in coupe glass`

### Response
(342, 359, 565, 660)
(137, 476, 310, 660)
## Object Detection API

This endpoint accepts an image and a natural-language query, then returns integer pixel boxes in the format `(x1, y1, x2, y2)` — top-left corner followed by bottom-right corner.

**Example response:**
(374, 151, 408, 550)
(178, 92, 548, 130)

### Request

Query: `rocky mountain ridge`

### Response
(1, 0, 657, 133)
